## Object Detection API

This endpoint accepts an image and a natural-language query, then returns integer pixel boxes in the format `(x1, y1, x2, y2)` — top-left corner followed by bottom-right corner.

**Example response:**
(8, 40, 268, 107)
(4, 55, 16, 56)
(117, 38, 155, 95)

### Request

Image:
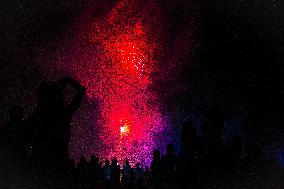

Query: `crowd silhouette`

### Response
(0, 77, 282, 188)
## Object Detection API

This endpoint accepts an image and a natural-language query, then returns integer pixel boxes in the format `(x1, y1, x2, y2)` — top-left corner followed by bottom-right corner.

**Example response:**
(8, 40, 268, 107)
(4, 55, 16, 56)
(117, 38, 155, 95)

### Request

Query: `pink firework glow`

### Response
(51, 0, 171, 166)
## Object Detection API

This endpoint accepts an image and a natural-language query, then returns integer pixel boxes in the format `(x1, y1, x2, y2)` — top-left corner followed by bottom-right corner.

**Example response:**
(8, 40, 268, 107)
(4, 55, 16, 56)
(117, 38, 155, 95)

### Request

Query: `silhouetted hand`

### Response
(57, 76, 86, 93)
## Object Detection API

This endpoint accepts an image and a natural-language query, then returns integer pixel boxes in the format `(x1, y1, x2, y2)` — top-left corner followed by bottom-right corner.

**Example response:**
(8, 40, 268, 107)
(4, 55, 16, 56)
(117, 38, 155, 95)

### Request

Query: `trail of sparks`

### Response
(54, 0, 170, 166)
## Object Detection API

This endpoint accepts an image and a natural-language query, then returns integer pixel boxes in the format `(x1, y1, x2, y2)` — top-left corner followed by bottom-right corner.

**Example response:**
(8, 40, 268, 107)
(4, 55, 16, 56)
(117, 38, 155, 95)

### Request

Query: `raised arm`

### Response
(56, 76, 86, 117)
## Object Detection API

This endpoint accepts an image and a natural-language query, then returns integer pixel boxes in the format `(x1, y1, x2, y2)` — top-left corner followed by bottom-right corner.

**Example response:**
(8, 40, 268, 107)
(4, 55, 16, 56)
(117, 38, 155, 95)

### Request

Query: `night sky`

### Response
(0, 0, 283, 164)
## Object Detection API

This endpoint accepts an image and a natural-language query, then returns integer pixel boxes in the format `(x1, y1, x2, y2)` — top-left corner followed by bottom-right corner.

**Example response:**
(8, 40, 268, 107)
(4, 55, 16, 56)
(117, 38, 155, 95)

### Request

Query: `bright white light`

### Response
(120, 126, 126, 133)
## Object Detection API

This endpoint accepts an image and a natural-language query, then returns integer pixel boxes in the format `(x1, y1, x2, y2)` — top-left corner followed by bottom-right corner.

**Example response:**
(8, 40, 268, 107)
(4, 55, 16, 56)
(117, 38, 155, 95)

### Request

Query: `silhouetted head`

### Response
(90, 155, 96, 160)
(153, 149, 160, 161)
(144, 166, 149, 172)
(111, 158, 118, 166)
(9, 105, 24, 122)
(90, 154, 98, 163)
(105, 159, 110, 166)
(166, 143, 175, 156)
(125, 160, 129, 166)
(36, 81, 64, 112)
(79, 155, 87, 164)
(135, 162, 140, 168)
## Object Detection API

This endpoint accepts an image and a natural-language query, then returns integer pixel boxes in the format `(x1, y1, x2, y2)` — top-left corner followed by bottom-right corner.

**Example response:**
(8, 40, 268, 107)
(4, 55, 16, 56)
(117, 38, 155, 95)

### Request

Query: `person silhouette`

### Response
(88, 154, 100, 187)
(66, 157, 77, 188)
(176, 120, 199, 189)
(199, 108, 226, 188)
(164, 143, 176, 176)
(122, 160, 131, 189)
(150, 149, 161, 187)
(103, 159, 111, 189)
(111, 157, 120, 188)
(77, 155, 88, 187)
(134, 162, 143, 189)
(89, 154, 99, 176)
(25, 77, 86, 184)
(200, 108, 225, 164)
(66, 157, 76, 178)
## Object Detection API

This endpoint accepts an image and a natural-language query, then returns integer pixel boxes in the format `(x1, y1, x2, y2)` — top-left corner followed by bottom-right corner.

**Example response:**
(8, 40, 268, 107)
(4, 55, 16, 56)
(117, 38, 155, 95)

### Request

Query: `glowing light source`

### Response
(120, 126, 126, 133)
(120, 125, 129, 136)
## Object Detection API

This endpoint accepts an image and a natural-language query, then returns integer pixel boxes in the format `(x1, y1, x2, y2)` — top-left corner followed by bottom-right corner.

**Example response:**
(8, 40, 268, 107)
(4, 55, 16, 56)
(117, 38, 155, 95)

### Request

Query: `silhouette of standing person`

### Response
(200, 108, 225, 164)
(122, 160, 131, 189)
(176, 120, 199, 189)
(150, 149, 161, 187)
(199, 108, 226, 188)
(103, 159, 111, 189)
(110, 157, 120, 189)
(134, 162, 143, 189)
(25, 76, 86, 175)
(89, 154, 100, 187)
(161, 143, 176, 177)
(77, 155, 88, 187)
